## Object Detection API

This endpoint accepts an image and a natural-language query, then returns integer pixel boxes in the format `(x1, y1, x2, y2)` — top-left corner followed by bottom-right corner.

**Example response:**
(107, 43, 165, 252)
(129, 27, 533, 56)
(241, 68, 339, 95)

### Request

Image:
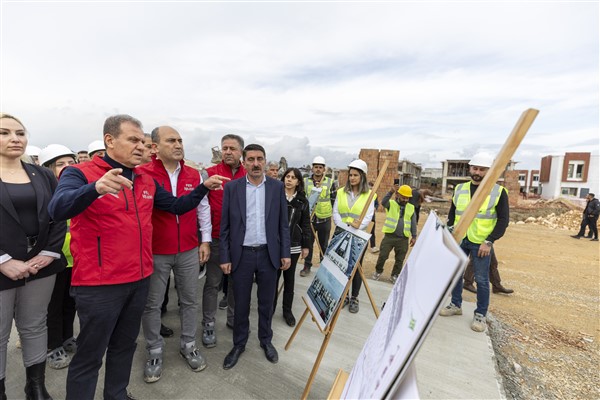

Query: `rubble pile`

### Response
(511, 210, 585, 230)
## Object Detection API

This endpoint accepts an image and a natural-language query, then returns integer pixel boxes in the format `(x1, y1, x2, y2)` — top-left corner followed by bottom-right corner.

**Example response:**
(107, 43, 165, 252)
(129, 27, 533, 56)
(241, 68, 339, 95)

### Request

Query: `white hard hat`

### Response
(312, 156, 326, 165)
(39, 144, 76, 167)
(348, 159, 368, 174)
(88, 140, 105, 155)
(469, 152, 494, 168)
(25, 145, 41, 156)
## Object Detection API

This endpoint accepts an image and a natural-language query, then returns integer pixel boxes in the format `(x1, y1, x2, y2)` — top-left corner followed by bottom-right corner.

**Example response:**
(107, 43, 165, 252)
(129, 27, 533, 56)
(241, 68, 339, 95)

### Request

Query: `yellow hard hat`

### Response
(398, 185, 412, 197)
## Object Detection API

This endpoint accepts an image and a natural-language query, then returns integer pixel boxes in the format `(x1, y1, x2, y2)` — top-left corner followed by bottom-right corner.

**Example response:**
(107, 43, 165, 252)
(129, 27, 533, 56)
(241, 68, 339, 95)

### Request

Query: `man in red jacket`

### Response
(138, 126, 212, 383)
(48, 115, 228, 400)
(201, 134, 246, 348)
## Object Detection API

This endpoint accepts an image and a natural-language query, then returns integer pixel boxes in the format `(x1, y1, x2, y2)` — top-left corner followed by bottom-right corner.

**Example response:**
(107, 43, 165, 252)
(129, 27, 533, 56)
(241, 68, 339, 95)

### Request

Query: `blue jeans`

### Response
(67, 278, 150, 400)
(451, 239, 491, 316)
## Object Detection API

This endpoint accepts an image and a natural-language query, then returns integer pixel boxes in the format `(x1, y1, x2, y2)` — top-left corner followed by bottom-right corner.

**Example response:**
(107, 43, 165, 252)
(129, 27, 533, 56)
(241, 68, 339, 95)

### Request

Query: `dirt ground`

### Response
(332, 200, 599, 399)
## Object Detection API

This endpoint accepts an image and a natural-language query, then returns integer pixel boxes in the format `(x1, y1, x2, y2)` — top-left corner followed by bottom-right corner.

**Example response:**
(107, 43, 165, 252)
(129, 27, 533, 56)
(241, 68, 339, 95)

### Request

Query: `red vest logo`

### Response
(142, 189, 153, 200)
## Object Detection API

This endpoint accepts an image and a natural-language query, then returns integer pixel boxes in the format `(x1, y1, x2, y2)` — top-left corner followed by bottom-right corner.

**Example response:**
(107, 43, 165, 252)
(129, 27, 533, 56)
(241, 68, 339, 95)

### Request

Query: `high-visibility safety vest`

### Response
(304, 176, 334, 218)
(382, 201, 415, 238)
(452, 181, 506, 244)
(336, 188, 374, 225)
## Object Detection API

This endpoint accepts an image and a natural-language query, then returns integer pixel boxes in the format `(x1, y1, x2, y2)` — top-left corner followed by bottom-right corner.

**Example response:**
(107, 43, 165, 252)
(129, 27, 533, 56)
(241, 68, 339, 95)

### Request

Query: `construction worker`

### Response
(334, 159, 375, 313)
(371, 185, 417, 284)
(76, 150, 90, 163)
(440, 152, 509, 333)
(87, 139, 105, 159)
(39, 145, 78, 370)
(25, 145, 41, 165)
(300, 156, 337, 277)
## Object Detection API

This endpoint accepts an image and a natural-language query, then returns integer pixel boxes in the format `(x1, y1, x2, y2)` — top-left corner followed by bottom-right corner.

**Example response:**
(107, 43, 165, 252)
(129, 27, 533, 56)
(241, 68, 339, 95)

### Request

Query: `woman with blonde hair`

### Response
(0, 113, 67, 400)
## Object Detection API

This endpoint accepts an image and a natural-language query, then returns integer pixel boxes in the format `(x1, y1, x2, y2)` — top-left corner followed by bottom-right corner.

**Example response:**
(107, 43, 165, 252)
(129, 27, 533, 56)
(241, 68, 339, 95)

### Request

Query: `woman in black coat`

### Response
(273, 168, 312, 327)
(0, 113, 67, 400)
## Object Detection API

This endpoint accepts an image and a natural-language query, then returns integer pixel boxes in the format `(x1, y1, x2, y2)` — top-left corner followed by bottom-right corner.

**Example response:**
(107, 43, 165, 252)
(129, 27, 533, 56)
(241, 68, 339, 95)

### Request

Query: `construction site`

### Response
(339, 148, 599, 400)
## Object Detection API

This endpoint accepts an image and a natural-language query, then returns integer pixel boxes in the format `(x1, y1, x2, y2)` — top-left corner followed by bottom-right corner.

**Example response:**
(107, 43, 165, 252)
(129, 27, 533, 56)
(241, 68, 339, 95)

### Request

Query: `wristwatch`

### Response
(483, 240, 493, 247)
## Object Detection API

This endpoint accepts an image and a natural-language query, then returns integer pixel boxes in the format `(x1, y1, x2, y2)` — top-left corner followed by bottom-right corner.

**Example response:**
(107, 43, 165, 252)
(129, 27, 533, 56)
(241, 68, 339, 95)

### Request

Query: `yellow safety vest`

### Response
(304, 176, 334, 218)
(336, 188, 374, 226)
(453, 182, 506, 244)
(382, 201, 415, 238)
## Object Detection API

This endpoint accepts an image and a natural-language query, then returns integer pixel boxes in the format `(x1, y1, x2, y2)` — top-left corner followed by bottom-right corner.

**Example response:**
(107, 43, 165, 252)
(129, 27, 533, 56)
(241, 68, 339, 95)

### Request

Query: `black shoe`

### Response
(571, 235, 582, 239)
(463, 283, 477, 293)
(160, 324, 174, 338)
(585, 234, 593, 238)
(218, 296, 228, 310)
(126, 391, 137, 400)
(260, 342, 279, 363)
(223, 346, 245, 370)
(492, 286, 514, 294)
(283, 312, 296, 327)
(591, 238, 599, 241)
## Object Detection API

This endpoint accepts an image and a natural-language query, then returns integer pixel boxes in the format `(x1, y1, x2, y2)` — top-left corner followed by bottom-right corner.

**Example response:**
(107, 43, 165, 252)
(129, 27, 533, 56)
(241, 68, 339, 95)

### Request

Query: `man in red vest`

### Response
(201, 134, 246, 348)
(49, 115, 228, 400)
(137, 126, 212, 383)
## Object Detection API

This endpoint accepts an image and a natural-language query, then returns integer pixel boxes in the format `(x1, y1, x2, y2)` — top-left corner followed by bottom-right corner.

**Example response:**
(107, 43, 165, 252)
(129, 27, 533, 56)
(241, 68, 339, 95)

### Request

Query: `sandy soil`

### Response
(313, 204, 599, 399)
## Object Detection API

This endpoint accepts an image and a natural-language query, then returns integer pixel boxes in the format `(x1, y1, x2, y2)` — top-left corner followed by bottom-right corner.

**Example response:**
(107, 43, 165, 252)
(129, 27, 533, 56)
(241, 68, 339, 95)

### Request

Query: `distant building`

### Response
(441, 159, 517, 194)
(422, 167, 443, 180)
(539, 152, 599, 200)
(514, 169, 540, 194)
(398, 159, 422, 188)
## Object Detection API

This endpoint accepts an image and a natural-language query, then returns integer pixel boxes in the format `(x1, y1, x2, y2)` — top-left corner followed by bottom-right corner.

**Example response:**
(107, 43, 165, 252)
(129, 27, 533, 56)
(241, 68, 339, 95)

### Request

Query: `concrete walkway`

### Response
(5, 271, 504, 399)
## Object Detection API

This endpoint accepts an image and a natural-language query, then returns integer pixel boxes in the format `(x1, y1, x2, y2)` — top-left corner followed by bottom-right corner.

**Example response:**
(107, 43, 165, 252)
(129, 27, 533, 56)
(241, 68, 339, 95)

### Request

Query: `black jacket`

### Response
(0, 162, 67, 291)
(585, 198, 600, 217)
(287, 192, 312, 250)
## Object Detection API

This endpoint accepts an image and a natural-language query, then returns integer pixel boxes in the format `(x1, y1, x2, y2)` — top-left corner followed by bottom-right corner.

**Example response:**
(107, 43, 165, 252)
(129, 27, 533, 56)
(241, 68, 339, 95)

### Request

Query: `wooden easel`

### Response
(285, 160, 390, 399)
(323, 108, 539, 400)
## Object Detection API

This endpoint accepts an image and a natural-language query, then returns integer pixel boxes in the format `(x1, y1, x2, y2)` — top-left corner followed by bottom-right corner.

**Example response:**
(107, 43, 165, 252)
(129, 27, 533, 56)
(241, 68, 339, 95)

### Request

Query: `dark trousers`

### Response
(369, 217, 377, 248)
(231, 247, 277, 348)
(274, 253, 301, 314)
(464, 249, 503, 289)
(351, 251, 365, 298)
(67, 278, 150, 400)
(304, 219, 332, 268)
(374, 234, 409, 276)
(47, 267, 76, 350)
(577, 215, 598, 239)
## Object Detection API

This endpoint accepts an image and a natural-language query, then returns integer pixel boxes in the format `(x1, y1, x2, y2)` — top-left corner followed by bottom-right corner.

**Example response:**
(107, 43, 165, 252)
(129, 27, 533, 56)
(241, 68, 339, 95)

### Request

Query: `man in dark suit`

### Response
(219, 143, 291, 369)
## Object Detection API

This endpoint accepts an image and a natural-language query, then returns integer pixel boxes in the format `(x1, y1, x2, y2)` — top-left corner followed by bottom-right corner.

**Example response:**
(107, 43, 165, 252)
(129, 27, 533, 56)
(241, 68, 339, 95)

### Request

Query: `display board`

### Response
(341, 212, 468, 399)
(303, 225, 371, 331)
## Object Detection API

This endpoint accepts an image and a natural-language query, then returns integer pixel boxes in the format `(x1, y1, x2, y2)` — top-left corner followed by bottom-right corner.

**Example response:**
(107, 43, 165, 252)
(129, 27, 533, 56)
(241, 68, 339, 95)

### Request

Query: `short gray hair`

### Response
(103, 114, 143, 138)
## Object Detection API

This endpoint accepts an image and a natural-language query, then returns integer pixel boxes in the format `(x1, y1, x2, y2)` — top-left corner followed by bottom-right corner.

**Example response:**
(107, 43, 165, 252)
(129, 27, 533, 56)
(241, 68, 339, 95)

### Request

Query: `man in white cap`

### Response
(25, 145, 41, 165)
(440, 152, 509, 332)
(300, 156, 337, 277)
(87, 140, 105, 159)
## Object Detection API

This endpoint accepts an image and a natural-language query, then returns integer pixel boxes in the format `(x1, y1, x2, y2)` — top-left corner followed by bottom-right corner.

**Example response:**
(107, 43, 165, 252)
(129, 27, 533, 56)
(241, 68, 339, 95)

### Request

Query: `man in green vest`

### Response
(300, 156, 337, 277)
(440, 152, 509, 333)
(371, 185, 417, 284)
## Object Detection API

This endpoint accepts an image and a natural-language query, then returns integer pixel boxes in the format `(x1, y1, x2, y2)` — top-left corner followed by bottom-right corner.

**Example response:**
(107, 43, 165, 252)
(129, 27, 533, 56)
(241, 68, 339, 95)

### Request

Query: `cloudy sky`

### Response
(2, 1, 598, 171)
